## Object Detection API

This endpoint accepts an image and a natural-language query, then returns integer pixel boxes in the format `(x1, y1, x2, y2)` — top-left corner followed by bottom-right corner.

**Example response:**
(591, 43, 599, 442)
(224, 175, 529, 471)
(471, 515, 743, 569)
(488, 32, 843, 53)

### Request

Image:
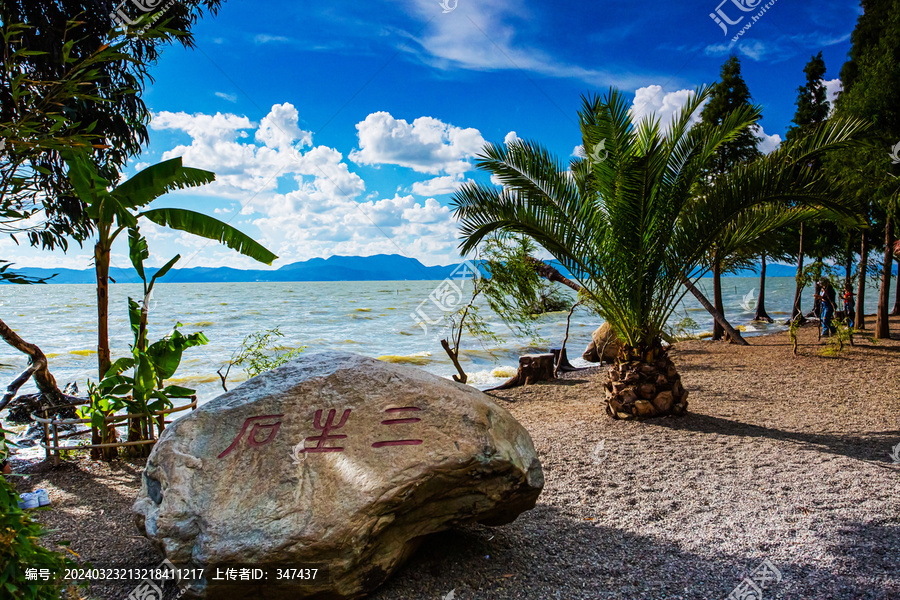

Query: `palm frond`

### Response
(140, 208, 277, 265)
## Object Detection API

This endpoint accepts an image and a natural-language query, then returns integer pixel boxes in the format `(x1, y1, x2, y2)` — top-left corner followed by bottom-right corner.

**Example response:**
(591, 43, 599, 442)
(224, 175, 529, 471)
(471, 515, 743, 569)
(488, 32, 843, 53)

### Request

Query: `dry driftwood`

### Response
(0, 317, 82, 420)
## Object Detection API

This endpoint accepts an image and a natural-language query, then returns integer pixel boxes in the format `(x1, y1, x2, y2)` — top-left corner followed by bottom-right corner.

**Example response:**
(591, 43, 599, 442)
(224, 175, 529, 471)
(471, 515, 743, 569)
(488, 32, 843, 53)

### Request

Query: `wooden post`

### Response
(42, 409, 50, 462)
(52, 419, 60, 466)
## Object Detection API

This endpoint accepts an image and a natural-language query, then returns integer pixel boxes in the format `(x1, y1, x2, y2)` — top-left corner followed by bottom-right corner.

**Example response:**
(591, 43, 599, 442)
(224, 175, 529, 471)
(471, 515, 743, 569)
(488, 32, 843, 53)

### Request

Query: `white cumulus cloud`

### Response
(349, 111, 485, 175)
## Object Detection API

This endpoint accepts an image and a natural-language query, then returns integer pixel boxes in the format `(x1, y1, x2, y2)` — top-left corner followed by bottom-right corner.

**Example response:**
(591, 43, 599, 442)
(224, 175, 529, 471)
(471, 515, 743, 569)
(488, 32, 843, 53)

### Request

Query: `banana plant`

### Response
(64, 152, 277, 379)
(82, 227, 209, 459)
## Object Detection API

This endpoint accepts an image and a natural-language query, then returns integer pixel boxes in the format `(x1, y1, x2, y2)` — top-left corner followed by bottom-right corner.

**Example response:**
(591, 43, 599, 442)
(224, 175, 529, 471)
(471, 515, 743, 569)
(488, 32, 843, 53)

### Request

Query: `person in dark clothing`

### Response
(843, 283, 855, 329)
(817, 278, 837, 336)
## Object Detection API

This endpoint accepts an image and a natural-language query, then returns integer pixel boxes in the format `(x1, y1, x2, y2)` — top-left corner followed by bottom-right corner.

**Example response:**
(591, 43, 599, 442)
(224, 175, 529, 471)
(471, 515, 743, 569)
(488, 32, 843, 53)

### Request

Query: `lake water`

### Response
(0, 276, 889, 403)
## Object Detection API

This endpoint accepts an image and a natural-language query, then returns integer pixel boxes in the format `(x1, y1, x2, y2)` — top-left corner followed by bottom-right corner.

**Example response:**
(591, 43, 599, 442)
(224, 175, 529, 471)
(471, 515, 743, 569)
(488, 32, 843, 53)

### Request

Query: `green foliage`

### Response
(63, 152, 275, 378)
(0, 261, 52, 284)
(1, 1, 224, 247)
(442, 269, 504, 350)
(0, 475, 84, 599)
(787, 52, 831, 142)
(699, 55, 762, 175)
(788, 317, 801, 355)
(228, 328, 305, 380)
(831, 0, 900, 229)
(669, 316, 700, 341)
(0, 21, 133, 249)
(453, 86, 868, 355)
(78, 229, 207, 446)
(820, 318, 854, 357)
(64, 154, 279, 268)
(479, 235, 573, 344)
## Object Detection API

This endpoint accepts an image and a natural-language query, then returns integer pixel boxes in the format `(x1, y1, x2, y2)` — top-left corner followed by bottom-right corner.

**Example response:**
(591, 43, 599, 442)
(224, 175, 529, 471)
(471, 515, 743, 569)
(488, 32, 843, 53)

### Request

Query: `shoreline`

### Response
(6, 318, 900, 599)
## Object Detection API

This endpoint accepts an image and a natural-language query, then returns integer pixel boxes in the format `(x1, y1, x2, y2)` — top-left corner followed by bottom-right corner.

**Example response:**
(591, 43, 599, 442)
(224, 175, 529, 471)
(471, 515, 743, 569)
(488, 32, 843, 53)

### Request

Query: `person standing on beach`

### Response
(843, 283, 855, 329)
(817, 278, 838, 336)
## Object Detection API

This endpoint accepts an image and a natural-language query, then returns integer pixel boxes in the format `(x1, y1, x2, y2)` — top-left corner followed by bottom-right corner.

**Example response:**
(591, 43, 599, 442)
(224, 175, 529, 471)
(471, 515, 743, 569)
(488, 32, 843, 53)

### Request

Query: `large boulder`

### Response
(134, 351, 543, 599)
(582, 322, 623, 363)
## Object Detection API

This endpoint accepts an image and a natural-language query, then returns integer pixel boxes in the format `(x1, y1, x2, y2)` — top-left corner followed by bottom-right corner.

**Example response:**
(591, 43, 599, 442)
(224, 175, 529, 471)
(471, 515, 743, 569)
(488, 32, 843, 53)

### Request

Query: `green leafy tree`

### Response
(697, 55, 762, 339)
(453, 87, 867, 420)
(0, 21, 133, 259)
(1, 0, 223, 249)
(786, 52, 835, 321)
(480, 235, 572, 339)
(834, 0, 900, 339)
(699, 56, 762, 174)
(0, 22, 132, 417)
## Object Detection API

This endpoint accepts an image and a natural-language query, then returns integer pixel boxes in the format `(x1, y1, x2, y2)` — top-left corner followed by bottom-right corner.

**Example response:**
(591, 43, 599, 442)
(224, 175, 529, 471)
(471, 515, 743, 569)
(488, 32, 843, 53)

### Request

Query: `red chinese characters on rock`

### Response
(372, 407, 423, 448)
(297, 408, 352, 453)
(217, 414, 284, 458)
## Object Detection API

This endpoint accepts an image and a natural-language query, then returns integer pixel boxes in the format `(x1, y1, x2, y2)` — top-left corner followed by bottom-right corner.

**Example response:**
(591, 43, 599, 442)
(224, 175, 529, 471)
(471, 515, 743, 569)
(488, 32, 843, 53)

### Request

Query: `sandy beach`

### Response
(10, 318, 900, 600)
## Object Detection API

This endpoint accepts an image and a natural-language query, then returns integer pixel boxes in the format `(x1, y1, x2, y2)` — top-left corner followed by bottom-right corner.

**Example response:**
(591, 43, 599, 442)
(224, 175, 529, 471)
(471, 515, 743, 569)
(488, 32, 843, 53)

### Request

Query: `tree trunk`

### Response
(754, 252, 773, 322)
(95, 241, 111, 378)
(489, 354, 555, 391)
(604, 346, 688, 420)
(554, 300, 581, 375)
(93, 241, 114, 459)
(524, 256, 581, 291)
(875, 214, 894, 340)
(792, 223, 805, 320)
(856, 230, 868, 330)
(845, 237, 853, 289)
(811, 262, 823, 318)
(682, 277, 749, 345)
(711, 259, 725, 341)
(440, 339, 467, 384)
(0, 318, 64, 406)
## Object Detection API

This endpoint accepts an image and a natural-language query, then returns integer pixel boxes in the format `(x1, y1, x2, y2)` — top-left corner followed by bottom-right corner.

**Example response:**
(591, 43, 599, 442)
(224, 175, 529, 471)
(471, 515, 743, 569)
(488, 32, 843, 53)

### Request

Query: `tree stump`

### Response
(489, 353, 555, 391)
(550, 347, 577, 372)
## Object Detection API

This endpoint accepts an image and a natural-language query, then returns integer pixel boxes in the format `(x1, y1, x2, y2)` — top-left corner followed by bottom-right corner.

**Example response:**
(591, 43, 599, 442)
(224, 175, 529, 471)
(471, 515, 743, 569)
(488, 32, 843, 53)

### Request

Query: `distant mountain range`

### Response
(5, 254, 812, 284)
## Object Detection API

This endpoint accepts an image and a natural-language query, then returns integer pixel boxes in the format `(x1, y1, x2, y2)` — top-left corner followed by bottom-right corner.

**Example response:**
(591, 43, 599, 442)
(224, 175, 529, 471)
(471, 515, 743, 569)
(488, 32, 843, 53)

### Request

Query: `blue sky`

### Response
(7, 0, 861, 270)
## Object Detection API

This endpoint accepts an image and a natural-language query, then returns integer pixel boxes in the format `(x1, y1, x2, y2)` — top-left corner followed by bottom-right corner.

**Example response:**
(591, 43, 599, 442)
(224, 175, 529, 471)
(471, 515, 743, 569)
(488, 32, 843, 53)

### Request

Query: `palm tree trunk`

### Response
(711, 260, 725, 341)
(754, 252, 773, 322)
(791, 223, 805, 320)
(604, 344, 688, 420)
(856, 230, 868, 330)
(876, 213, 894, 340)
(682, 278, 748, 345)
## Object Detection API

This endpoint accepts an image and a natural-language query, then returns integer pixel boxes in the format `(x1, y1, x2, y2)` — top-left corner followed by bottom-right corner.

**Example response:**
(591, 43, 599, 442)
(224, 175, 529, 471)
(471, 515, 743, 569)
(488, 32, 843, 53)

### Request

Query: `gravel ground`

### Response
(10, 317, 900, 600)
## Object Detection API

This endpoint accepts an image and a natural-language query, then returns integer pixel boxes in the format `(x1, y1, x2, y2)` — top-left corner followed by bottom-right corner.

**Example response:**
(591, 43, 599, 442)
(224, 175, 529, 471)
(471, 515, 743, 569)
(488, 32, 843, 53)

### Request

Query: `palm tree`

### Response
(65, 154, 277, 379)
(452, 87, 866, 420)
